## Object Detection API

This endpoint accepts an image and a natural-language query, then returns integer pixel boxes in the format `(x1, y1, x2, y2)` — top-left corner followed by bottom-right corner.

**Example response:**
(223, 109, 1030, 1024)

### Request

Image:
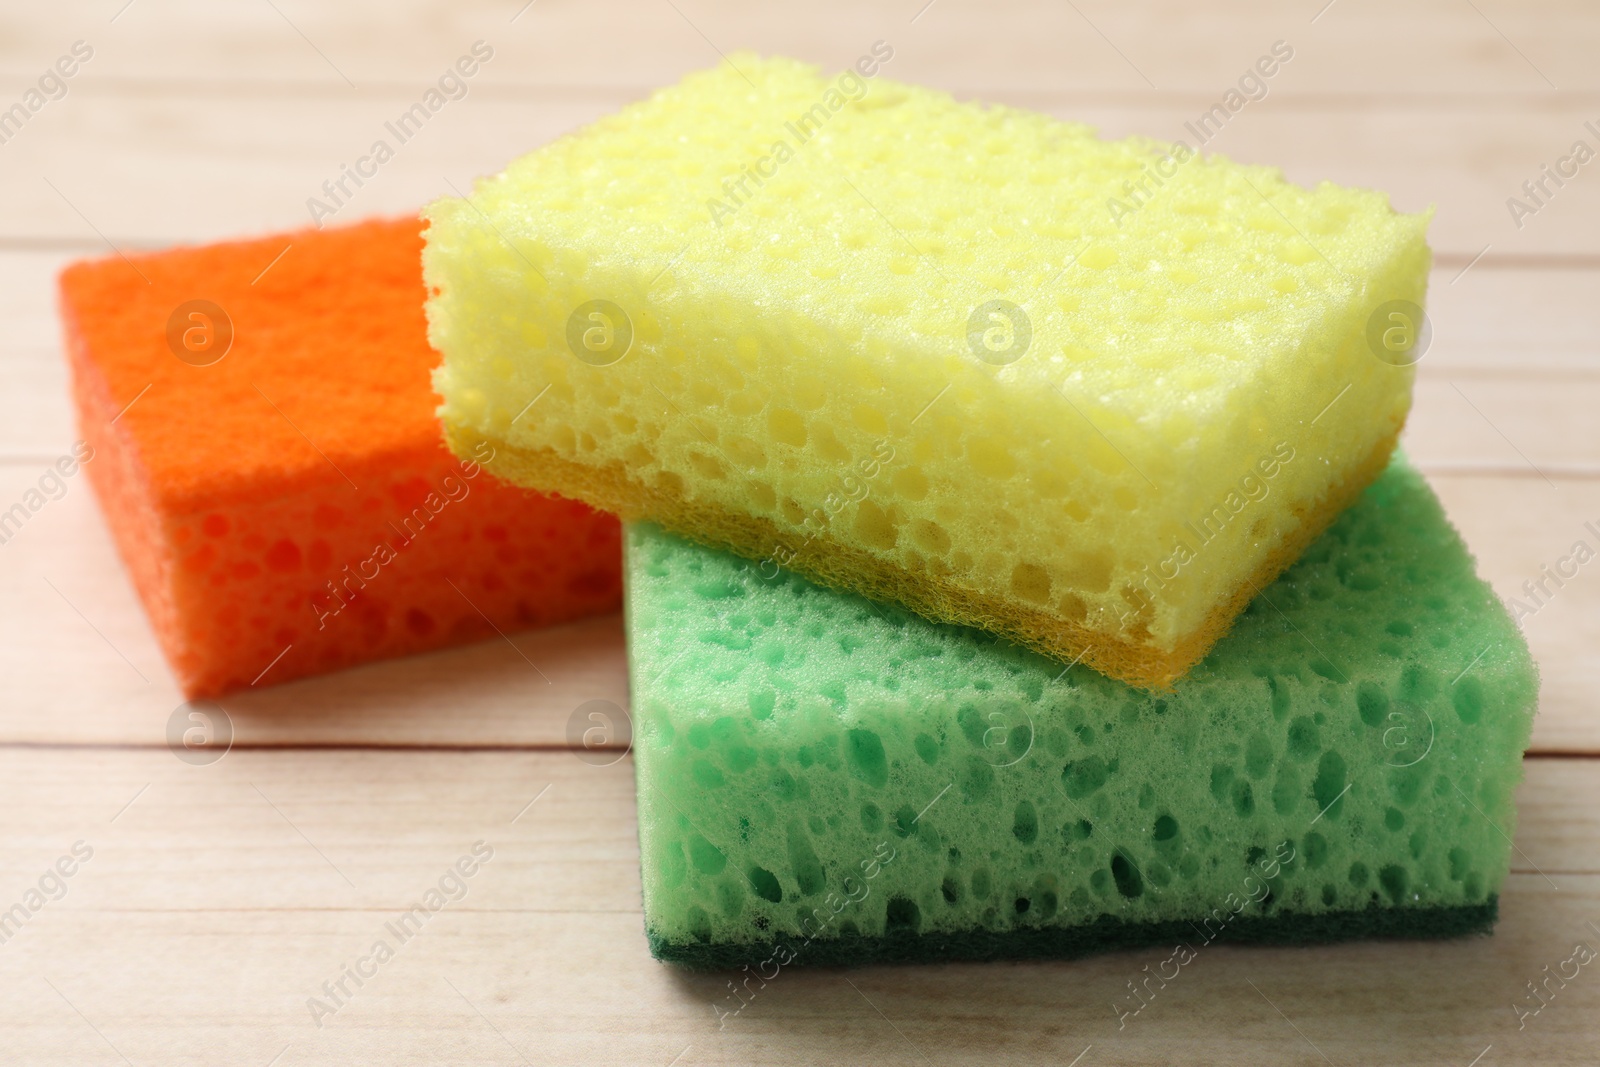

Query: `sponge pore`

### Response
(625, 456, 1537, 967)
(428, 54, 1430, 687)
(60, 218, 621, 697)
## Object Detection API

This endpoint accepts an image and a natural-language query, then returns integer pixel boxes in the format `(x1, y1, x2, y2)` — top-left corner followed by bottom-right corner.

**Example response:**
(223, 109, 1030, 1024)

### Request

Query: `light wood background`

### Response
(2, 2, 1597, 1064)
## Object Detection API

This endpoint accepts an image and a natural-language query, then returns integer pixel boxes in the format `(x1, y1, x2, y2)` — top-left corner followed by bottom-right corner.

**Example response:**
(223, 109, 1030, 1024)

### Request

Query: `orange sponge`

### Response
(59, 218, 621, 698)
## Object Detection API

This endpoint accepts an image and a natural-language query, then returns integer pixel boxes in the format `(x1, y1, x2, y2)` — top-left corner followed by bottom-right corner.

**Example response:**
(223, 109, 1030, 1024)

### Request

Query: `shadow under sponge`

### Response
(625, 456, 1536, 968)
(59, 218, 621, 698)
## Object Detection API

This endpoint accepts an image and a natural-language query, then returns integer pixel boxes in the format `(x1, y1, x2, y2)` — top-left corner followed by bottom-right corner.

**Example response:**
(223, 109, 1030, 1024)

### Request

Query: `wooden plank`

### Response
(0, 749, 641, 912)
(2, 749, 1585, 908)
(1423, 267, 1600, 372)
(0, 749, 1592, 1065)
(6, 253, 1598, 461)
(1515, 757, 1600, 868)
(0, 464, 1590, 750)
(0, 2, 1592, 1062)
(1406, 374, 1600, 474)
(1, 888, 1590, 1067)
(1, 89, 1597, 256)
(0, 467, 630, 746)
(0, 0, 1594, 95)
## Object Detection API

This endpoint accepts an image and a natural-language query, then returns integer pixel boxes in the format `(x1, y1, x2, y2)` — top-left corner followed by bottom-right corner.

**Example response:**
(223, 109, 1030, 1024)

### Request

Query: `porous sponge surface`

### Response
(428, 54, 1430, 686)
(626, 457, 1537, 964)
(60, 218, 621, 697)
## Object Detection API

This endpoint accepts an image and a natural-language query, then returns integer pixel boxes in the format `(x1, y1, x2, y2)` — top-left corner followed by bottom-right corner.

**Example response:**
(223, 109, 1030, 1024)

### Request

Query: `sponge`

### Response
(625, 456, 1537, 969)
(60, 218, 621, 698)
(426, 54, 1430, 687)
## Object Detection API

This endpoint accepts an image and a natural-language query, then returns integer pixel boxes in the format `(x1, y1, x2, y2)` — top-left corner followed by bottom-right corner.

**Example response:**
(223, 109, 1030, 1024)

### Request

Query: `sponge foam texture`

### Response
(429, 54, 1429, 687)
(626, 457, 1537, 965)
(60, 218, 621, 697)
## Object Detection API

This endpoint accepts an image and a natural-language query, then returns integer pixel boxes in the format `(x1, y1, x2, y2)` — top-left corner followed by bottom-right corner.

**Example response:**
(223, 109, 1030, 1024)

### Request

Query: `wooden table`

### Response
(2, 2, 1596, 1063)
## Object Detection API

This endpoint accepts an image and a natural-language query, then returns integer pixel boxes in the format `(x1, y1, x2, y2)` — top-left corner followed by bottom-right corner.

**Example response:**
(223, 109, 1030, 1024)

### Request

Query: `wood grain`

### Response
(1, 0, 1594, 95)
(0, 1, 1594, 1062)
(0, 750, 1593, 1066)
(0, 464, 1594, 751)
(1, 91, 1597, 255)
(6, 260, 1597, 461)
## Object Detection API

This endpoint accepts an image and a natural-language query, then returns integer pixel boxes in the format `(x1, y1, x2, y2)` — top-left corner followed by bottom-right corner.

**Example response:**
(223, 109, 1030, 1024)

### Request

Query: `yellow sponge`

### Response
(425, 54, 1429, 687)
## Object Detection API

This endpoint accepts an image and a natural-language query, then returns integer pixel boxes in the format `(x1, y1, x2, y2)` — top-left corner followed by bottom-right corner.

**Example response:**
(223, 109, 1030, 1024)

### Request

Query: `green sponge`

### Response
(625, 456, 1537, 968)
(426, 54, 1429, 688)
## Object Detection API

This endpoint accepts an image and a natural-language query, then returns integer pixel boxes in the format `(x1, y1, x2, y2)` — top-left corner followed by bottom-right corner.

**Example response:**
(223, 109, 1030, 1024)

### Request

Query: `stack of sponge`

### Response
(423, 56, 1536, 966)
(60, 54, 1537, 970)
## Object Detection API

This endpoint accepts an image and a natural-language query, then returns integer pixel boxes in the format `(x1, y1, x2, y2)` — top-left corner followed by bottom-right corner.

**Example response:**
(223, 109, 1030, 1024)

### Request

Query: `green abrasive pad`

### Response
(625, 456, 1537, 968)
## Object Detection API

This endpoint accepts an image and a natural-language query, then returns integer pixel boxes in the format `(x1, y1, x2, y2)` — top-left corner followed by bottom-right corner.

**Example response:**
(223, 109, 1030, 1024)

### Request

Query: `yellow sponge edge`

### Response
(425, 54, 1428, 687)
